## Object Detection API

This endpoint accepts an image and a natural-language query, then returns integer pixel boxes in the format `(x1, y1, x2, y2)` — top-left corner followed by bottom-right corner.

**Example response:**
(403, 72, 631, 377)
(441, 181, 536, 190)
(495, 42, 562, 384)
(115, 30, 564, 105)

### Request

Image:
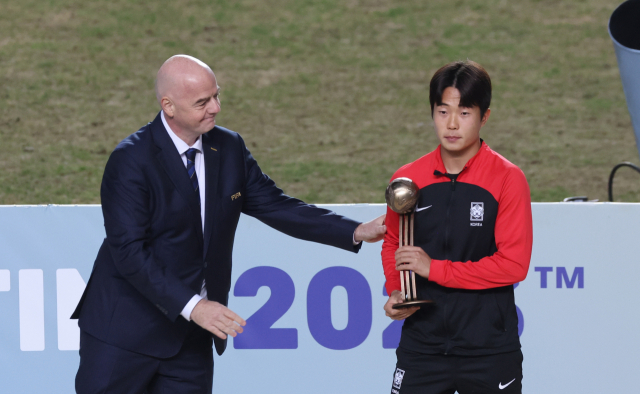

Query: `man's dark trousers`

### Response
(76, 324, 213, 394)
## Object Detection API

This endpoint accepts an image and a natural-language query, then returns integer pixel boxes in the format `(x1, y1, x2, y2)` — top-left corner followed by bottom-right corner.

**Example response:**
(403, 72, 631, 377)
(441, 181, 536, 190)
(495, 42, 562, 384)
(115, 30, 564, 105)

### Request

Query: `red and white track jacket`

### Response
(382, 141, 533, 356)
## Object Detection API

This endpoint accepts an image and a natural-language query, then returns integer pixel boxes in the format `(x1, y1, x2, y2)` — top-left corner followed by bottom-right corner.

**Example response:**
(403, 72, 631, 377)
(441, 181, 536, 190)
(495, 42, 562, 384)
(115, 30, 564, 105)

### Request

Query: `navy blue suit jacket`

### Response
(72, 112, 361, 357)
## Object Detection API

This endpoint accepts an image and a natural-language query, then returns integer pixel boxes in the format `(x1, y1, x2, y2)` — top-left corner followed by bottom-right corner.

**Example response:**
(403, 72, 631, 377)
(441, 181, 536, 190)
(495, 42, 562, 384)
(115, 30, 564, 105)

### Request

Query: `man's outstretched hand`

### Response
(354, 214, 386, 243)
(190, 299, 246, 340)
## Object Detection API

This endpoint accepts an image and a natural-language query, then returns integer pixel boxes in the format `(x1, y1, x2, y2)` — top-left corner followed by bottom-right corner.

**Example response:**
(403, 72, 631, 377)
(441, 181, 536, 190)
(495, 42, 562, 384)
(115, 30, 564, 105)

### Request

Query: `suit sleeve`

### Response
(428, 168, 533, 289)
(238, 138, 361, 253)
(101, 148, 195, 321)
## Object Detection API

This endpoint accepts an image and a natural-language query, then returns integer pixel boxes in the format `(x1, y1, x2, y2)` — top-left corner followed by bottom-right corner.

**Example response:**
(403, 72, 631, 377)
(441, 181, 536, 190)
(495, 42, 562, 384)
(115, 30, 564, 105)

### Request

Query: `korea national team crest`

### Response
(470, 202, 484, 221)
(393, 368, 405, 390)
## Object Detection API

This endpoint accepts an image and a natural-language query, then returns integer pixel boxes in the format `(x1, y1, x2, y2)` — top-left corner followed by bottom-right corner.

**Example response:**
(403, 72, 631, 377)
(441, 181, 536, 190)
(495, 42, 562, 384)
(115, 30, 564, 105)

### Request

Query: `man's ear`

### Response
(480, 108, 491, 126)
(161, 97, 174, 118)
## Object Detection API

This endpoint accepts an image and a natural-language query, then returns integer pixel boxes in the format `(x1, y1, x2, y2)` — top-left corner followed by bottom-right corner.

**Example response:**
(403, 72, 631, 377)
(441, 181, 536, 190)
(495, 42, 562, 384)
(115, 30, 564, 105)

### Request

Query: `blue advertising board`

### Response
(1, 203, 639, 393)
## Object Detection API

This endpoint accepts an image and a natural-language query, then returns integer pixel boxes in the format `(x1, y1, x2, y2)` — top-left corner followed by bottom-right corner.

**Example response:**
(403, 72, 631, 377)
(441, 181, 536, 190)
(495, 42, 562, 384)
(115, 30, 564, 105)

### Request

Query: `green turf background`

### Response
(1, 0, 639, 204)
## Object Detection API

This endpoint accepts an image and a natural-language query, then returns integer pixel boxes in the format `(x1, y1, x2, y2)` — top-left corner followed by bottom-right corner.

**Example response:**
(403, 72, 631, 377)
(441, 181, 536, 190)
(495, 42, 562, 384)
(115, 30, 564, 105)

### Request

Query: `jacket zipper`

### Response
(445, 177, 455, 354)
(435, 168, 466, 355)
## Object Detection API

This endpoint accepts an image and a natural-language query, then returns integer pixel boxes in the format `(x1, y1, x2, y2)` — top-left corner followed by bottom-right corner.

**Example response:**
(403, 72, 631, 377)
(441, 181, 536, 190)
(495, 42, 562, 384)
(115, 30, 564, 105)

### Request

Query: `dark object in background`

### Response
(608, 162, 640, 202)
(609, 0, 640, 160)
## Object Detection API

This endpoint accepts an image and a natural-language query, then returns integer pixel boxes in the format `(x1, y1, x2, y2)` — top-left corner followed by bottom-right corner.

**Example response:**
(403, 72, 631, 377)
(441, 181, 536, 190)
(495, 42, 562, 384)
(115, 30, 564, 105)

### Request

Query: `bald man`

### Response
(71, 55, 386, 394)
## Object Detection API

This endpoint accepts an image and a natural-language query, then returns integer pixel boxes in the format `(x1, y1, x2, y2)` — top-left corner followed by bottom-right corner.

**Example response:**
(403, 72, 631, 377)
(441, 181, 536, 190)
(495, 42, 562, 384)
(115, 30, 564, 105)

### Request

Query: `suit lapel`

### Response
(202, 131, 220, 258)
(151, 113, 204, 241)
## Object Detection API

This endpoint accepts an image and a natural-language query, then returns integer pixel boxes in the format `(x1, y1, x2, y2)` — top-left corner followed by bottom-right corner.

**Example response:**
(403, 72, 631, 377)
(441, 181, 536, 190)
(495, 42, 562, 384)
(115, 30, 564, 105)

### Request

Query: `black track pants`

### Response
(390, 348, 523, 394)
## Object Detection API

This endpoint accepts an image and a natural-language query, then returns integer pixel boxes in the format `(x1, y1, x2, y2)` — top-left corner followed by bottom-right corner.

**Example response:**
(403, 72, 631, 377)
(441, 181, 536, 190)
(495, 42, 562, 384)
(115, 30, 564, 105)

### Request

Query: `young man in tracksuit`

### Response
(382, 60, 533, 394)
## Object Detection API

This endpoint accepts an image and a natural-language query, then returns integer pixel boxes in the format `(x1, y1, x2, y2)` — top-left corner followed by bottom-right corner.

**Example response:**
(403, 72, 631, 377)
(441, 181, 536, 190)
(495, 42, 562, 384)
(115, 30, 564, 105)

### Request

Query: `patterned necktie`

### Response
(185, 148, 200, 204)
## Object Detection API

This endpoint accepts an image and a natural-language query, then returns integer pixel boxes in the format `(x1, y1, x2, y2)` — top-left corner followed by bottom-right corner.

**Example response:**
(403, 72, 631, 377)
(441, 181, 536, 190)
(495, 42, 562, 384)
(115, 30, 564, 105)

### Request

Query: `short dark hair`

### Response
(429, 60, 492, 119)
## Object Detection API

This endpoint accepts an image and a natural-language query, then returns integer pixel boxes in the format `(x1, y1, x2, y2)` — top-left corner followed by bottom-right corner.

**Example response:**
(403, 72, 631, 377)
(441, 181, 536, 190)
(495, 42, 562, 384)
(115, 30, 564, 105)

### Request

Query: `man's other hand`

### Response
(384, 290, 420, 320)
(395, 245, 432, 279)
(190, 299, 246, 340)
(354, 214, 386, 243)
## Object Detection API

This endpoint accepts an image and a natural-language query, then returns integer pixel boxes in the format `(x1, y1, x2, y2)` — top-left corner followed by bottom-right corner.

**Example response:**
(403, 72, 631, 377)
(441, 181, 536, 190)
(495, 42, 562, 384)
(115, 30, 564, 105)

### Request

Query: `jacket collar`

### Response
(433, 139, 487, 177)
(150, 112, 204, 242)
(200, 131, 220, 259)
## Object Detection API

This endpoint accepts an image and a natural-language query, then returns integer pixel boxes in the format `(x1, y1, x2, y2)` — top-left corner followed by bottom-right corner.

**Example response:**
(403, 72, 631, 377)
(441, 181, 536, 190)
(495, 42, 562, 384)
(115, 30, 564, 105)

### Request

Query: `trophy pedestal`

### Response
(392, 299, 434, 309)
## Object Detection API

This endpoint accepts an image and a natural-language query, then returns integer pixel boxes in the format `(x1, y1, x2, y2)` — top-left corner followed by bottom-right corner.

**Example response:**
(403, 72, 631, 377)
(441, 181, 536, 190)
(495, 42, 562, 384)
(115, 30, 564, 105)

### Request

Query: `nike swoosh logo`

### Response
(499, 378, 516, 390)
(415, 205, 432, 212)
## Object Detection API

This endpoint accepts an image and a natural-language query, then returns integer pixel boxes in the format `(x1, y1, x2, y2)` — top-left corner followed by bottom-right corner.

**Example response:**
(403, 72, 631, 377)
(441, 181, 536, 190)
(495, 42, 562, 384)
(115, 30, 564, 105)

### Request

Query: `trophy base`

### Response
(392, 299, 434, 309)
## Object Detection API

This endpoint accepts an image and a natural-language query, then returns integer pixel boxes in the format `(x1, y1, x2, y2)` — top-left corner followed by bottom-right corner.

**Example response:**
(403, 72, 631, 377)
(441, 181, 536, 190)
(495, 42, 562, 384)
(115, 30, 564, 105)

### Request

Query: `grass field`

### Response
(1, 0, 639, 204)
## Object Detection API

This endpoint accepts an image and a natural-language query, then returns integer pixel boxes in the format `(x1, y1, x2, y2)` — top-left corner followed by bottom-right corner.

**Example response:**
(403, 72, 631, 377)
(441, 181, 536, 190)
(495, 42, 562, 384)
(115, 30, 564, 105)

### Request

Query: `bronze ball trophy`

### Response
(385, 177, 434, 309)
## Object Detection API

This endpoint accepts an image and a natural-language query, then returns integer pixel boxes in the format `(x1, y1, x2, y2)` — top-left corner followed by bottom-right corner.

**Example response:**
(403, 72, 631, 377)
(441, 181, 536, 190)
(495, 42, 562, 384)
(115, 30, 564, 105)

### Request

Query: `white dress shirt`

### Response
(161, 111, 207, 321)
